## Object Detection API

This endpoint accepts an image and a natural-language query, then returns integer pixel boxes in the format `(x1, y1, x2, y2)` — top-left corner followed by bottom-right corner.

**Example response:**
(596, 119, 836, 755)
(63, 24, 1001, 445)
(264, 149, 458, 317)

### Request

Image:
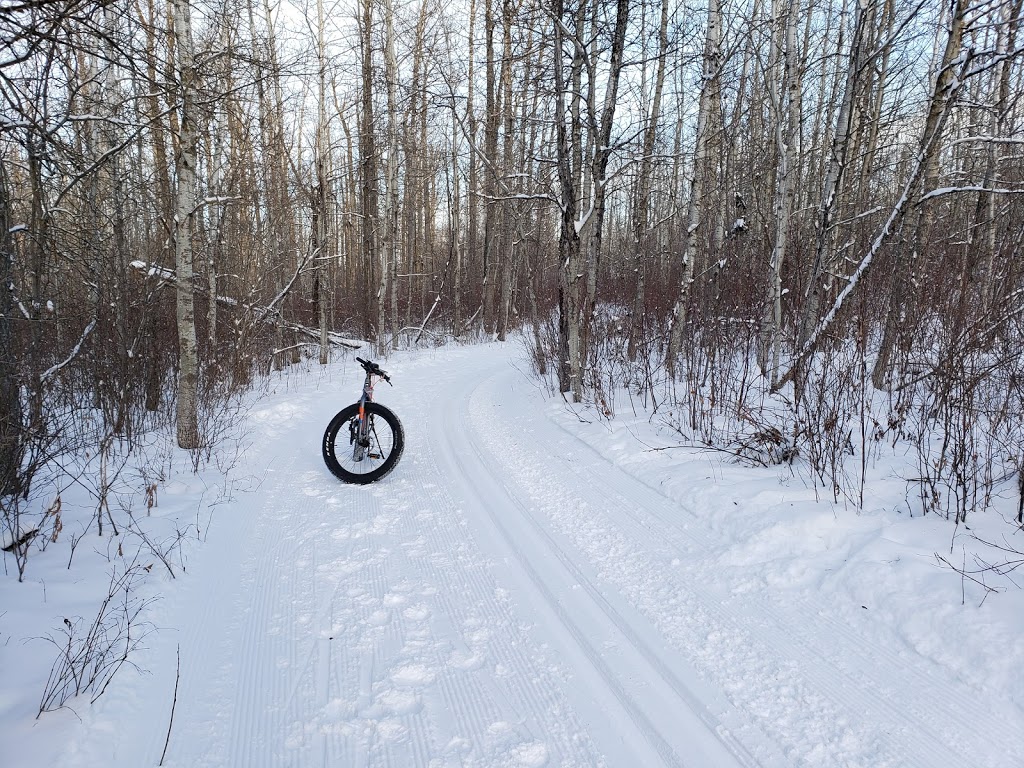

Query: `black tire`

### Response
(322, 401, 405, 484)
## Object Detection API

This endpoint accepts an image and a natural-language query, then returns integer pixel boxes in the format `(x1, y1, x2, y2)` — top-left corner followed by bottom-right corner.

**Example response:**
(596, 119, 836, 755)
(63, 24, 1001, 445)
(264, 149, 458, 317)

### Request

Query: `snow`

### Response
(2, 342, 1023, 767)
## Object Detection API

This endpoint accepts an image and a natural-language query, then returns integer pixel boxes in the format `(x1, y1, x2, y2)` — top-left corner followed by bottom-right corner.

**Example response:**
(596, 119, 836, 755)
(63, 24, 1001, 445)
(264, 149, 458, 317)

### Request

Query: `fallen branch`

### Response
(41, 319, 96, 382)
(2, 527, 38, 552)
(129, 260, 364, 349)
(159, 644, 180, 766)
(774, 50, 976, 391)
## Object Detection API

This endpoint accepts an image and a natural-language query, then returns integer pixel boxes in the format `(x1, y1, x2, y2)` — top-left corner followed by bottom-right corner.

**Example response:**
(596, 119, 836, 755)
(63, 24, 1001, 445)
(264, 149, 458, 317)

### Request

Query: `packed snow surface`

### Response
(3, 342, 1023, 767)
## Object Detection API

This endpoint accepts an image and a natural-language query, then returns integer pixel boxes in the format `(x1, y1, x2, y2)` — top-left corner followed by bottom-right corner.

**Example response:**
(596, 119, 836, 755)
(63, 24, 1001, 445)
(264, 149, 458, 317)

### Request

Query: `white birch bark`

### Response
(666, 0, 722, 376)
(628, 0, 669, 361)
(552, 0, 584, 400)
(382, 0, 400, 351)
(170, 0, 200, 449)
(979, 0, 1021, 309)
(316, 0, 331, 364)
(761, 0, 801, 385)
(796, 0, 869, 362)
(871, 0, 968, 387)
(775, 43, 977, 389)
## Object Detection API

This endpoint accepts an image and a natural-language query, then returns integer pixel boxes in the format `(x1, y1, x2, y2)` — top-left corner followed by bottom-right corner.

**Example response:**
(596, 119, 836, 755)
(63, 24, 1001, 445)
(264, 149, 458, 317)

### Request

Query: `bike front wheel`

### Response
(322, 402, 405, 484)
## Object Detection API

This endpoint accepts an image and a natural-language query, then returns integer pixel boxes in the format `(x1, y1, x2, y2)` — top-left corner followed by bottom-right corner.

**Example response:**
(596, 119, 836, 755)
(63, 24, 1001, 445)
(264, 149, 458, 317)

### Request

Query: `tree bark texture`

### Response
(171, 0, 201, 450)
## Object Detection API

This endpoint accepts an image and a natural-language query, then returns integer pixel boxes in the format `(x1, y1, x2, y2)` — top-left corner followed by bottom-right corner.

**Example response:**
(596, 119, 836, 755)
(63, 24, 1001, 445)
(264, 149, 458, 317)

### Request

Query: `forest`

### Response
(2, 0, 1023, 571)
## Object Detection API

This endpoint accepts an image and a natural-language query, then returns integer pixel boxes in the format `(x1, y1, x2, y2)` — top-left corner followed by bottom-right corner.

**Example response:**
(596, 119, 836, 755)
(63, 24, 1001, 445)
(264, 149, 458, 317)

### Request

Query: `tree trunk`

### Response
(552, 0, 583, 400)
(359, 0, 380, 343)
(0, 163, 21, 494)
(551, 0, 629, 400)
(760, 0, 801, 386)
(249, 0, 292, 374)
(463, 0, 478, 336)
(666, 0, 722, 377)
(482, 0, 500, 337)
(627, 0, 669, 361)
(872, 0, 968, 388)
(977, 0, 1021, 310)
(142, 0, 171, 408)
(496, 0, 518, 342)
(579, 0, 630, 375)
(170, 0, 200, 450)
(315, 0, 331, 365)
(794, 0, 869, 394)
(383, 0, 400, 351)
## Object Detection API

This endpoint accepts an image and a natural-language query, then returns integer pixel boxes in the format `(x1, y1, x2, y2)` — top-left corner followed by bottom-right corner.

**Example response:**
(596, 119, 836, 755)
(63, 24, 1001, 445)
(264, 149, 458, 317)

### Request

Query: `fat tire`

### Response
(322, 402, 405, 484)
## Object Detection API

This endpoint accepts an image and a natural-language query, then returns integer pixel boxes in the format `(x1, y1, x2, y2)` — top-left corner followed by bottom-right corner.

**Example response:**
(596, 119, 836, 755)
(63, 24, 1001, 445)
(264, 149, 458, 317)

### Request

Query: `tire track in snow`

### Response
(158, 456, 319, 767)
(385, 359, 608, 767)
(470, 361, 1022, 768)
(229, 471, 365, 767)
(432, 359, 762, 767)
(237, 354, 608, 767)
(534, 384, 1024, 768)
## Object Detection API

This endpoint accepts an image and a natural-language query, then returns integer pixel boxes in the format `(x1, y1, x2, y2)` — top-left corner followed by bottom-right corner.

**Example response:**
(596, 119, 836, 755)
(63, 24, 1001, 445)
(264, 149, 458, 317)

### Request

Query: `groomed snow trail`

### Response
(58, 343, 1024, 767)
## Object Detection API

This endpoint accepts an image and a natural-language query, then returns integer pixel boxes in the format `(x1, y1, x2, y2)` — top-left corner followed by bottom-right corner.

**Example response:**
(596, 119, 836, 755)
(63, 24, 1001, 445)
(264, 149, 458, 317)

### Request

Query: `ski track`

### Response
(463, 357, 1024, 768)
(57, 344, 1024, 767)
(156, 352, 610, 767)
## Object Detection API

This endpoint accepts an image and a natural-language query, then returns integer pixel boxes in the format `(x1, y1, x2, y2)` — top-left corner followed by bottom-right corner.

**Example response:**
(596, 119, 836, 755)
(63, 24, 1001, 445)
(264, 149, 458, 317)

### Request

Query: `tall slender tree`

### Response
(170, 0, 200, 449)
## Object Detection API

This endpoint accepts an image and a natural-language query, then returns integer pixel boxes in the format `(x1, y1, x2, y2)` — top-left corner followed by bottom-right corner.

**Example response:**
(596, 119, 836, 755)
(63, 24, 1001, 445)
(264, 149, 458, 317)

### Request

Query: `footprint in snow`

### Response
(390, 663, 436, 686)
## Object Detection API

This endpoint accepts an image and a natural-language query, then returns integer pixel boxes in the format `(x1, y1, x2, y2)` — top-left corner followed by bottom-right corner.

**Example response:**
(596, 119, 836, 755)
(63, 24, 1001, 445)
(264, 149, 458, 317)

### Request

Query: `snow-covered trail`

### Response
(58, 343, 1024, 767)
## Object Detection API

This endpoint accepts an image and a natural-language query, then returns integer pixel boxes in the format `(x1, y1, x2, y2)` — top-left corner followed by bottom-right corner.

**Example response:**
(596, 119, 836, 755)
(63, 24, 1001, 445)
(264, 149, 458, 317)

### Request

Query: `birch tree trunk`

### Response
(977, 0, 1021, 310)
(170, 0, 200, 449)
(760, 0, 801, 386)
(359, 0, 381, 342)
(382, 0, 400, 351)
(872, 0, 968, 388)
(666, 0, 722, 377)
(551, 0, 629, 399)
(552, 0, 583, 400)
(794, 0, 869, 386)
(315, 0, 331, 364)
(0, 163, 21, 493)
(627, 0, 669, 361)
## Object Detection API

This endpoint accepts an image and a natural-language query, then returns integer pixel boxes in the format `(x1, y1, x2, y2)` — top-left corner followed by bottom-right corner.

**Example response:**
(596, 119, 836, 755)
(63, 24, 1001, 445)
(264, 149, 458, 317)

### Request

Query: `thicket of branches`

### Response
(2, 0, 1023, 545)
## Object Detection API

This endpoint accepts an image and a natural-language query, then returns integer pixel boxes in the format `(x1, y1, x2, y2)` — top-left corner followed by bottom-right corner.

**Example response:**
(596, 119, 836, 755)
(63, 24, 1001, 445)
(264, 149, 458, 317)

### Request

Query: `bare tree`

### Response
(627, 0, 670, 361)
(759, 0, 803, 386)
(975, 0, 1022, 310)
(0, 163, 21, 494)
(793, 0, 873, 395)
(871, 0, 970, 388)
(666, 0, 723, 377)
(169, 0, 200, 449)
(358, 0, 381, 342)
(778, 7, 978, 384)
(549, 0, 630, 400)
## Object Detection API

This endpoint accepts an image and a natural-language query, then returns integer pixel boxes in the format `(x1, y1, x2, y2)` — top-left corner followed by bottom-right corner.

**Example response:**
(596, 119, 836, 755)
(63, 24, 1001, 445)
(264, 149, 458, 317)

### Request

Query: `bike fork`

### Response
(351, 403, 368, 462)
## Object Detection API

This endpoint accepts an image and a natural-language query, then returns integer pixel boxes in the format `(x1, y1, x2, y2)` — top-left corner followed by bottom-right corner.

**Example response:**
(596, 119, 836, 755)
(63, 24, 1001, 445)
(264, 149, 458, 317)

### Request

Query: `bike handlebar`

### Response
(356, 356, 391, 383)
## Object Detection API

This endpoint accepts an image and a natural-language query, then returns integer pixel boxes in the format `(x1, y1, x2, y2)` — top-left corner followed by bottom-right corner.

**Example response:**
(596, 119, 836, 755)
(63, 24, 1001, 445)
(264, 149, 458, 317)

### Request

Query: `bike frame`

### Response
(323, 356, 402, 484)
(352, 364, 380, 461)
